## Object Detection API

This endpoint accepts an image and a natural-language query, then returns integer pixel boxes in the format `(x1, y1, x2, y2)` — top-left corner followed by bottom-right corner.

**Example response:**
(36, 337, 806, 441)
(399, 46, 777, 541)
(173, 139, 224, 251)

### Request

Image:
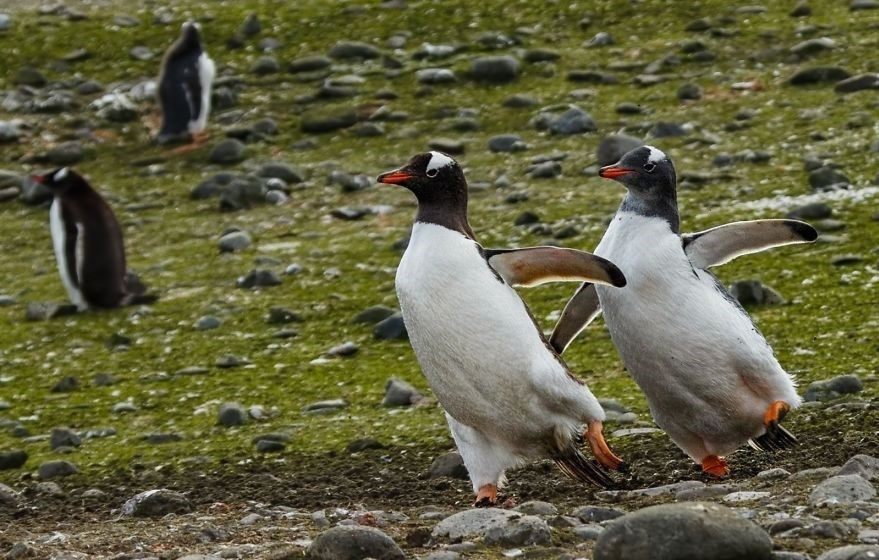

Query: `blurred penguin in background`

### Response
(156, 21, 215, 149)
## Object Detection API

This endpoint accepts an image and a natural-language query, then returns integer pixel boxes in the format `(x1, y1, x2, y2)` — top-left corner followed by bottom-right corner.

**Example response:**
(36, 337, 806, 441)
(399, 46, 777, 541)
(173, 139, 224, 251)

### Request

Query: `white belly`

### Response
(594, 212, 796, 454)
(50, 200, 86, 310)
(190, 53, 214, 133)
(396, 222, 599, 447)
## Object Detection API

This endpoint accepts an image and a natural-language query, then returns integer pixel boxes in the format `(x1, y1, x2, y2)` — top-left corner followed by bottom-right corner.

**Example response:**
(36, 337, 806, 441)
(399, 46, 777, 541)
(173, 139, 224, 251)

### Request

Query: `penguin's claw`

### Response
(701, 455, 729, 477)
(586, 421, 625, 471)
(474, 484, 498, 508)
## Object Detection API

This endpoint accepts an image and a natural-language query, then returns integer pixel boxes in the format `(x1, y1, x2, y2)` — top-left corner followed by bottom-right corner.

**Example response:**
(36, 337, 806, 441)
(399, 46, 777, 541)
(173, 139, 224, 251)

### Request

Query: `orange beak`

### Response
(377, 169, 415, 185)
(598, 165, 633, 179)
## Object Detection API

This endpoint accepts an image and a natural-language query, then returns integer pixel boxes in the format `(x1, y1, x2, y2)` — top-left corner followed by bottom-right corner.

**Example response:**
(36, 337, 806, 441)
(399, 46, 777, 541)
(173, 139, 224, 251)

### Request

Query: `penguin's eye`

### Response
(643, 163, 656, 173)
(426, 168, 438, 178)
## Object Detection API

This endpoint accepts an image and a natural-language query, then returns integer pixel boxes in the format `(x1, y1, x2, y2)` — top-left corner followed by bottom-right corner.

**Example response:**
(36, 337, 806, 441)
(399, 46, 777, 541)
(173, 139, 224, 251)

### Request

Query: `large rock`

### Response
(328, 41, 380, 59)
(788, 66, 851, 85)
(382, 378, 422, 406)
(810, 474, 876, 505)
(257, 162, 304, 183)
(809, 166, 851, 191)
(373, 314, 407, 340)
(288, 55, 332, 73)
(594, 502, 772, 560)
(122, 489, 193, 517)
(38, 460, 78, 479)
(597, 134, 643, 166)
(837, 454, 879, 481)
(209, 139, 247, 164)
(484, 515, 551, 546)
(428, 452, 468, 479)
(46, 141, 85, 165)
(0, 450, 27, 470)
(301, 111, 357, 133)
(818, 545, 879, 560)
(803, 374, 863, 402)
(535, 106, 597, 135)
(469, 56, 520, 83)
(308, 525, 404, 560)
(432, 508, 519, 541)
(835, 73, 879, 93)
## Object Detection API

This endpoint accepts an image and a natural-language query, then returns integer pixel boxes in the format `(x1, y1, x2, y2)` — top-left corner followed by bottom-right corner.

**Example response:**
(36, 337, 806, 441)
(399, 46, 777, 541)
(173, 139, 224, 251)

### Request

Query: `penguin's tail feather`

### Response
(553, 446, 615, 488)
(749, 425, 798, 452)
(123, 292, 159, 306)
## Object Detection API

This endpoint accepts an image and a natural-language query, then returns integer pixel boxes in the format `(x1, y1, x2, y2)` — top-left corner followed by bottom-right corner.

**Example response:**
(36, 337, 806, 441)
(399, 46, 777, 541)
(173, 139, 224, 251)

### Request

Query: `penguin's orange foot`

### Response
(586, 421, 625, 471)
(192, 130, 210, 145)
(763, 400, 791, 432)
(474, 484, 498, 508)
(701, 455, 729, 477)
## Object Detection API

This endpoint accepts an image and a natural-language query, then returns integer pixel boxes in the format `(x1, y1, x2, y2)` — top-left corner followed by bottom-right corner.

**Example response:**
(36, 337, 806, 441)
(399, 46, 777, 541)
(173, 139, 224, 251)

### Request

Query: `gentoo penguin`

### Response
(550, 145, 818, 477)
(34, 168, 156, 311)
(156, 21, 215, 147)
(378, 151, 628, 505)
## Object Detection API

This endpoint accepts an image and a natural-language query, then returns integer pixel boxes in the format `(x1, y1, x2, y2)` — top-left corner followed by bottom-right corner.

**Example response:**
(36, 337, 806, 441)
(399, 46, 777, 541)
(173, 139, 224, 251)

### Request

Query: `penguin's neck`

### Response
(620, 192, 680, 234)
(415, 194, 475, 240)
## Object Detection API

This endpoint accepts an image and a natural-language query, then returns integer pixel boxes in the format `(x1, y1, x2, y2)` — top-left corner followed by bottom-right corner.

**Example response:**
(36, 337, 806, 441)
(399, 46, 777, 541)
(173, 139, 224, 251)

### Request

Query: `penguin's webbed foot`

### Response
(701, 455, 729, 478)
(474, 484, 498, 508)
(586, 421, 625, 471)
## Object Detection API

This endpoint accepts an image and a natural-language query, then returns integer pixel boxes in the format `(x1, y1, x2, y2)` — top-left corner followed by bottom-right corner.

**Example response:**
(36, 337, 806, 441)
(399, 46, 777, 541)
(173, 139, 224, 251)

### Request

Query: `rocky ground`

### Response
(1, 0, 878, 558)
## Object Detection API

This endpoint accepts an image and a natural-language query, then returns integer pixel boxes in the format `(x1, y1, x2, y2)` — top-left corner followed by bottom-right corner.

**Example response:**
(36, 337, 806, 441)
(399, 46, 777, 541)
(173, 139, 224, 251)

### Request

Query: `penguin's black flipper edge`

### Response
(485, 247, 626, 289)
(683, 219, 818, 269)
(553, 447, 615, 488)
(549, 283, 601, 355)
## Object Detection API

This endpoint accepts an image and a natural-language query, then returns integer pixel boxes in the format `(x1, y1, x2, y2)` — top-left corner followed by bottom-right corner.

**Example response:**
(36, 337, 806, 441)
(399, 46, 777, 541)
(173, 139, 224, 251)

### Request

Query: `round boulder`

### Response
(308, 525, 404, 560)
(594, 502, 772, 560)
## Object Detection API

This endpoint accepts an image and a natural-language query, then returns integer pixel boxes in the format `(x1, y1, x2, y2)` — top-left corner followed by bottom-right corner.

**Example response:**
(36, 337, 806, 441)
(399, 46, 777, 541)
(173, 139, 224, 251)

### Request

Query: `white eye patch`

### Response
(646, 146, 666, 164)
(426, 151, 454, 173)
(54, 167, 69, 181)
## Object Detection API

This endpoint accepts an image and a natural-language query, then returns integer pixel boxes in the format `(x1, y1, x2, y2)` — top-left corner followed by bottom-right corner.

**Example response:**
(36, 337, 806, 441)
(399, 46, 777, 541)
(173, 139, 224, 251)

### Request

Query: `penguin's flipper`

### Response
(683, 219, 818, 269)
(484, 247, 626, 288)
(553, 447, 615, 488)
(549, 283, 600, 354)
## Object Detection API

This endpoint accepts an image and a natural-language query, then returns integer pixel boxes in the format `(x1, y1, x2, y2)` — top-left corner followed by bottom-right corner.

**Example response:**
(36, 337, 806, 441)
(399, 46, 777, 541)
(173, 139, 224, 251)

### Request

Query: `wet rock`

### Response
(38, 460, 78, 479)
(352, 306, 396, 325)
(489, 134, 526, 153)
(787, 202, 831, 220)
(818, 545, 879, 559)
(382, 378, 422, 406)
(809, 166, 851, 191)
(288, 55, 332, 73)
(122, 489, 192, 517)
(209, 139, 247, 164)
(304, 399, 348, 413)
(791, 37, 835, 58)
(258, 162, 304, 183)
(301, 111, 357, 133)
(417, 68, 456, 84)
(428, 138, 465, 155)
(267, 307, 301, 324)
(835, 73, 879, 93)
(517, 501, 558, 516)
(586, 32, 614, 47)
(0, 450, 27, 470)
(596, 134, 643, 166)
(484, 515, 551, 546)
(251, 55, 279, 75)
(428, 452, 468, 479)
(729, 280, 784, 306)
(810, 475, 876, 505)
(594, 502, 772, 560)
(469, 56, 520, 83)
(789, 66, 851, 85)
(433, 508, 519, 541)
(217, 402, 248, 427)
(50, 428, 82, 450)
(804, 374, 863, 402)
(237, 269, 282, 289)
(326, 342, 359, 357)
(573, 506, 625, 523)
(328, 41, 380, 59)
(50, 375, 80, 392)
(837, 454, 879, 481)
(218, 230, 251, 252)
(308, 525, 404, 560)
(47, 141, 85, 166)
(677, 82, 702, 100)
(195, 316, 221, 330)
(15, 65, 46, 87)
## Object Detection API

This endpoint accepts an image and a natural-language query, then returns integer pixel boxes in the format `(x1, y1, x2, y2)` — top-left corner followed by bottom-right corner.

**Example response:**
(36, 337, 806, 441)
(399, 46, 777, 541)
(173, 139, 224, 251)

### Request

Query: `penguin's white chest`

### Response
(395, 223, 561, 429)
(49, 200, 86, 310)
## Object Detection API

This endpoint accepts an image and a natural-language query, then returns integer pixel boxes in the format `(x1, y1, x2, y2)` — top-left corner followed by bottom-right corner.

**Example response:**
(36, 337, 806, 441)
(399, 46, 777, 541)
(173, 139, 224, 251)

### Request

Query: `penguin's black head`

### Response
(377, 151, 467, 205)
(598, 145, 676, 197)
(32, 167, 86, 194)
(177, 21, 203, 50)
